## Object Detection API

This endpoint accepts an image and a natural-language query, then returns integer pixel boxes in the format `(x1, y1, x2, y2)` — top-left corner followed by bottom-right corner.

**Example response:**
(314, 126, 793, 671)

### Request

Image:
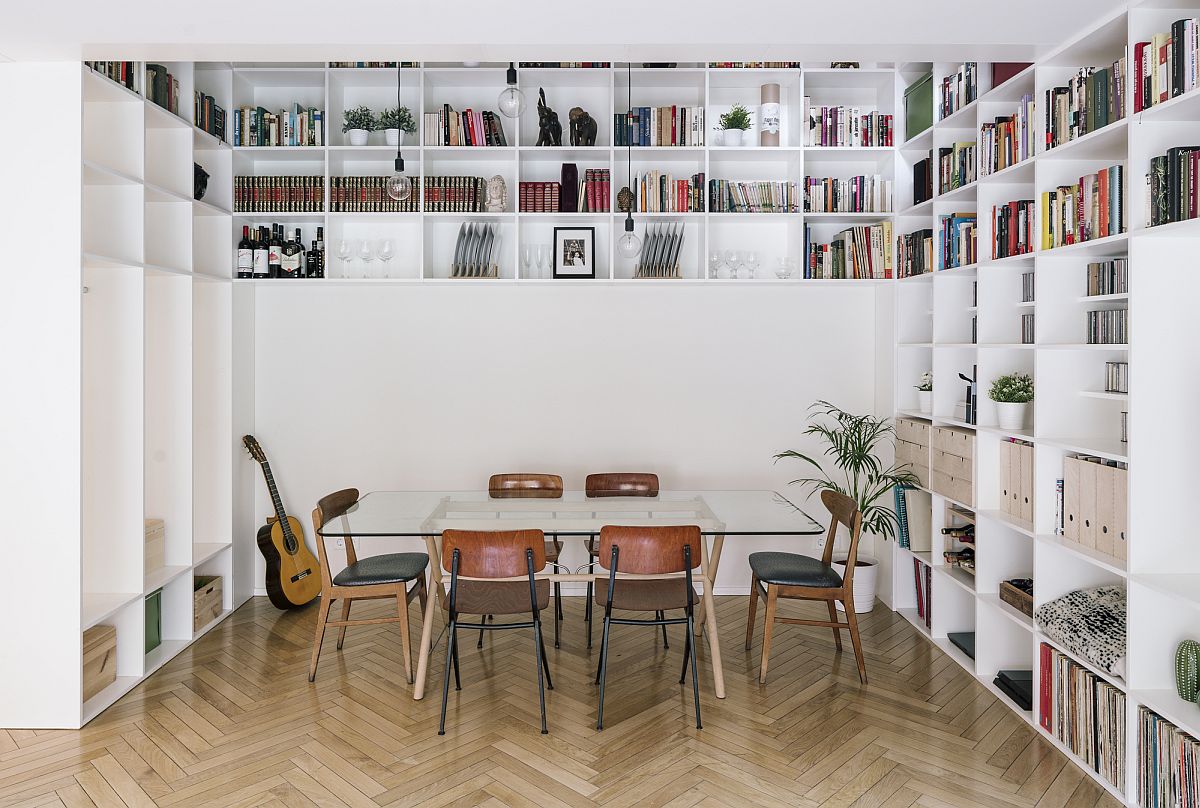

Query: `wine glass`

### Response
(378, 240, 394, 278)
(744, 250, 759, 280)
(336, 240, 353, 279)
(521, 244, 534, 279)
(536, 244, 551, 279)
(358, 241, 374, 279)
(708, 250, 724, 280)
(725, 249, 741, 280)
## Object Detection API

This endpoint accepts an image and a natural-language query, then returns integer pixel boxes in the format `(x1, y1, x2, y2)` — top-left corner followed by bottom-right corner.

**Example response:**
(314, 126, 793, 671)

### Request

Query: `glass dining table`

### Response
(317, 489, 824, 700)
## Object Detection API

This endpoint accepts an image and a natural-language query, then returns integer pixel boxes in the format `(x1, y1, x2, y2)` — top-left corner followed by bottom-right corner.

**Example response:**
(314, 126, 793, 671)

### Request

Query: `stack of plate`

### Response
(451, 222, 499, 278)
(634, 222, 684, 279)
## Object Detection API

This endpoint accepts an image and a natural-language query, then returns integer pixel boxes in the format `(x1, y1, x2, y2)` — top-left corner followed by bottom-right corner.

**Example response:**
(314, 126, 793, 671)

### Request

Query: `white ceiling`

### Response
(1, 0, 1128, 63)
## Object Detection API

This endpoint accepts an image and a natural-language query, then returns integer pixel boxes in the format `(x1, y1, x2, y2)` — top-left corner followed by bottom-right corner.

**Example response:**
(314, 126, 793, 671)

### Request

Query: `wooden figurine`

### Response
(536, 88, 562, 146)
(569, 107, 597, 146)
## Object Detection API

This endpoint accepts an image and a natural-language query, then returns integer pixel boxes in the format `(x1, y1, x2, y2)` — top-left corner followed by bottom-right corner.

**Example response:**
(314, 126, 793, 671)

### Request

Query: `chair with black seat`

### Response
(488, 473, 564, 648)
(438, 529, 555, 735)
(583, 473, 660, 649)
(744, 489, 867, 685)
(309, 488, 429, 684)
(593, 524, 704, 731)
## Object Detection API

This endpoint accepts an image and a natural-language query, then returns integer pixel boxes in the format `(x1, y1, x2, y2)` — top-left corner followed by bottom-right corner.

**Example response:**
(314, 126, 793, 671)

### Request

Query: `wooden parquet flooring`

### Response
(1, 596, 1123, 808)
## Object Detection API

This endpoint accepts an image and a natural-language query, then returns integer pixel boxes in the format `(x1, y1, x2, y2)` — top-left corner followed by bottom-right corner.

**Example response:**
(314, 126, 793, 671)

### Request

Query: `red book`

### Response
(1134, 42, 1147, 112)
(603, 169, 610, 211)
(587, 169, 598, 212)
(1038, 643, 1052, 732)
(671, 105, 677, 145)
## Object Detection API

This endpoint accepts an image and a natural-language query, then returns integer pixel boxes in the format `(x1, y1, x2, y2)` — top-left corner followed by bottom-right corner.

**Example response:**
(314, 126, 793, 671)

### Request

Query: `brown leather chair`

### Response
(584, 473, 660, 648)
(745, 490, 868, 684)
(489, 473, 564, 647)
(438, 529, 554, 735)
(309, 488, 429, 684)
(593, 524, 703, 731)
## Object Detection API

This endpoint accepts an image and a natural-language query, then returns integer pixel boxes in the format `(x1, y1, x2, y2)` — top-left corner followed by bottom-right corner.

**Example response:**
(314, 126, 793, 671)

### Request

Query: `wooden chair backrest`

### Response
(442, 529, 547, 578)
(488, 473, 563, 499)
(820, 490, 864, 589)
(585, 472, 659, 498)
(311, 488, 360, 590)
(597, 525, 702, 574)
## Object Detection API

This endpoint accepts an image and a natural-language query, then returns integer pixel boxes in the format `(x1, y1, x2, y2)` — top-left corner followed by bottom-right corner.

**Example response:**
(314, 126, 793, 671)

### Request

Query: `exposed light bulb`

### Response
(386, 157, 411, 201)
(497, 62, 525, 118)
(617, 214, 642, 259)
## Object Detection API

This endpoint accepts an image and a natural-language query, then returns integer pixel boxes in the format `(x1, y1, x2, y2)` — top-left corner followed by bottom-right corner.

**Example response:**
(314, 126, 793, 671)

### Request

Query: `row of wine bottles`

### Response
(236, 225, 325, 279)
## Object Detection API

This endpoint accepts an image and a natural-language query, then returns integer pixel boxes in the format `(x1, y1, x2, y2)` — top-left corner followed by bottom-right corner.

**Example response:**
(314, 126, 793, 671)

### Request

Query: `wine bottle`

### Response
(236, 225, 254, 279)
(308, 240, 323, 277)
(268, 225, 282, 277)
(251, 226, 270, 278)
(280, 228, 302, 278)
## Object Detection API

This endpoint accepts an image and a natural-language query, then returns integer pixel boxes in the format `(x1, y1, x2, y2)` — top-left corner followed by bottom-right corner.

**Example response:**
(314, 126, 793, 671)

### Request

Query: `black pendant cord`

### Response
(395, 61, 404, 173)
(625, 62, 634, 233)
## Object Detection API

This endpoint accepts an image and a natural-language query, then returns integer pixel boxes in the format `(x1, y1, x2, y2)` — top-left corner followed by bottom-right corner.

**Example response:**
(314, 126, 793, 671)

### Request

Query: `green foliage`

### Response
(915, 371, 933, 392)
(718, 104, 752, 130)
(342, 105, 377, 132)
(774, 401, 920, 542)
(380, 106, 416, 134)
(989, 372, 1034, 403)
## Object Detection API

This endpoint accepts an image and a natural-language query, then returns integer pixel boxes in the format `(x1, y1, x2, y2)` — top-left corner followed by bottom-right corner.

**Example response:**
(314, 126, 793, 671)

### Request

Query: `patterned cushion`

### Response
(1034, 585, 1126, 677)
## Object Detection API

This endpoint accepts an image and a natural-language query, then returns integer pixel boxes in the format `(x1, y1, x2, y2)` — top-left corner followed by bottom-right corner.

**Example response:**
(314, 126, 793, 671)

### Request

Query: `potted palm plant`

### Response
(342, 105, 376, 146)
(990, 372, 1034, 430)
(380, 106, 416, 146)
(718, 104, 752, 147)
(775, 401, 920, 612)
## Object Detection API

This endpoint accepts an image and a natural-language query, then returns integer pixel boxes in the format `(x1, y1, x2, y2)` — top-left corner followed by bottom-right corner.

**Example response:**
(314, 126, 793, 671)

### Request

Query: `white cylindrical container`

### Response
(760, 82, 781, 146)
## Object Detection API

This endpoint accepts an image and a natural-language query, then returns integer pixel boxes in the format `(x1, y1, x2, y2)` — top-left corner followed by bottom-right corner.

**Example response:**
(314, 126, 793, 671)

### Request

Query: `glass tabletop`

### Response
(317, 490, 825, 537)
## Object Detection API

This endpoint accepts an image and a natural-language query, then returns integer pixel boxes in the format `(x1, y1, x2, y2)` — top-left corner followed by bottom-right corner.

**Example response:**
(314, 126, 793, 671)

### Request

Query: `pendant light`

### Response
(497, 62, 526, 118)
(615, 62, 643, 259)
(386, 61, 412, 201)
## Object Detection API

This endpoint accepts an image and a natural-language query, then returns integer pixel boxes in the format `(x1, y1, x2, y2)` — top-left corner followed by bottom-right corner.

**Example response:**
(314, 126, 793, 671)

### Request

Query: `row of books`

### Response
(991, 200, 1035, 259)
(194, 91, 226, 142)
(423, 106, 508, 147)
(913, 558, 932, 629)
(1045, 62, 1126, 150)
(1040, 165, 1125, 250)
(85, 61, 139, 92)
(145, 64, 181, 117)
(576, 169, 612, 213)
(912, 156, 934, 206)
(632, 171, 705, 213)
(803, 221, 894, 279)
(1133, 18, 1199, 113)
(804, 104, 894, 147)
(1022, 271, 1035, 302)
(1020, 313, 1035, 344)
(1105, 361, 1129, 394)
(328, 62, 418, 68)
(1147, 145, 1200, 227)
(614, 106, 706, 147)
(980, 95, 1036, 175)
(708, 62, 802, 68)
(234, 176, 324, 213)
(424, 176, 490, 212)
(939, 142, 976, 193)
(939, 62, 978, 120)
(709, 180, 800, 213)
(940, 212, 978, 269)
(896, 228, 934, 278)
(232, 105, 325, 147)
(330, 176, 418, 212)
(1087, 308, 1128, 345)
(1039, 643, 1126, 792)
(520, 62, 611, 69)
(520, 182, 561, 213)
(802, 175, 893, 213)
(1139, 707, 1200, 808)
(1086, 258, 1128, 297)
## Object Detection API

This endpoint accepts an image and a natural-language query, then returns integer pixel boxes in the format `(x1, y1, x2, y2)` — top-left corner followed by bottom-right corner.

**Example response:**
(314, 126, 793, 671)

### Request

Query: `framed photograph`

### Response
(553, 226, 596, 279)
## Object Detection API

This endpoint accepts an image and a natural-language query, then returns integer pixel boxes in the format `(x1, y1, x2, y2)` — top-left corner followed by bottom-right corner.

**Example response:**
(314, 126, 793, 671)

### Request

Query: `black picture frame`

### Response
(553, 226, 596, 279)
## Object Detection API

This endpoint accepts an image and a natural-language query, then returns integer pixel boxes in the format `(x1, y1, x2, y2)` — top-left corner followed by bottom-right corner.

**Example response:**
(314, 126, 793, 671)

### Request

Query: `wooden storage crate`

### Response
(896, 417, 931, 448)
(144, 518, 165, 576)
(82, 624, 116, 701)
(999, 579, 1034, 618)
(193, 575, 223, 633)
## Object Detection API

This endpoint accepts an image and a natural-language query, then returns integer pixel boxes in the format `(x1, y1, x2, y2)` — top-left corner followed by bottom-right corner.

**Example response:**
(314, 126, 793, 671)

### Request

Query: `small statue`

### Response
(536, 88, 562, 146)
(569, 107, 597, 146)
(616, 186, 634, 213)
(485, 174, 507, 212)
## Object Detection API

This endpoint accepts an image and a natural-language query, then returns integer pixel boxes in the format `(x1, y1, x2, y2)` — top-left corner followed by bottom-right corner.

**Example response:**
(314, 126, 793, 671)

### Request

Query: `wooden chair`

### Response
(308, 488, 429, 684)
(594, 524, 703, 730)
(488, 473, 564, 647)
(744, 489, 867, 684)
(438, 529, 555, 735)
(584, 473, 660, 648)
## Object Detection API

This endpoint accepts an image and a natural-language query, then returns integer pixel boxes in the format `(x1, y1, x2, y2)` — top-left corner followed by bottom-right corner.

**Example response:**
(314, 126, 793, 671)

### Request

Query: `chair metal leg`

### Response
(678, 628, 691, 683)
(477, 616, 486, 649)
(826, 600, 843, 652)
(745, 574, 760, 650)
(657, 610, 669, 648)
(538, 623, 554, 690)
(596, 611, 613, 730)
(336, 598, 352, 650)
(687, 610, 702, 729)
(532, 617, 549, 734)
(308, 595, 331, 683)
(451, 625, 461, 691)
(844, 598, 868, 685)
(553, 584, 561, 648)
(438, 619, 457, 735)
(587, 591, 594, 649)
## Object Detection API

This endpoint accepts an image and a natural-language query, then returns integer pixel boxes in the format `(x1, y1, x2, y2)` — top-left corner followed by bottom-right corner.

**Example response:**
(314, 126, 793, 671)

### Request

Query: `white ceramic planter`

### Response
(722, 128, 745, 147)
(996, 401, 1030, 430)
(347, 128, 369, 146)
(917, 390, 932, 413)
(833, 556, 878, 613)
(385, 129, 405, 147)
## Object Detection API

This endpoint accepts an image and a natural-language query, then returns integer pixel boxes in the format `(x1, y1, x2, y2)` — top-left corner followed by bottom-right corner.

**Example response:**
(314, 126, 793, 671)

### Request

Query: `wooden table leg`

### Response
(413, 535, 440, 701)
(694, 533, 724, 635)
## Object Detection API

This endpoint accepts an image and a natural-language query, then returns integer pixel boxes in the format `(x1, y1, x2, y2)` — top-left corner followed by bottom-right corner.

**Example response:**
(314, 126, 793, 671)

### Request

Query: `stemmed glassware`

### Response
(378, 240, 394, 278)
(536, 244, 551, 279)
(744, 251, 759, 280)
(708, 250, 724, 280)
(521, 244, 534, 279)
(336, 240, 353, 279)
(725, 249, 741, 280)
(358, 241, 374, 279)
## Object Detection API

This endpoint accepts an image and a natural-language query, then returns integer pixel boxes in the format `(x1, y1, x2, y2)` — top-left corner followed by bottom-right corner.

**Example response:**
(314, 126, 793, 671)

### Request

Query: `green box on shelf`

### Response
(904, 71, 933, 141)
(145, 589, 162, 654)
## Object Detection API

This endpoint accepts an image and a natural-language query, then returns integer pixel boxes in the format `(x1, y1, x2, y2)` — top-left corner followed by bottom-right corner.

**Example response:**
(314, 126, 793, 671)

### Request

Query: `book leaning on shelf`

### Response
(991, 199, 1035, 259)
(194, 91, 226, 142)
(708, 180, 799, 213)
(980, 94, 1035, 175)
(912, 153, 933, 205)
(423, 176, 489, 212)
(145, 64, 180, 116)
(233, 105, 324, 147)
(85, 61, 139, 92)
(1146, 145, 1200, 226)
(803, 175, 892, 213)
(1044, 62, 1125, 150)
(896, 228, 934, 277)
(330, 177, 418, 213)
(938, 142, 976, 192)
(802, 221, 893, 279)
(803, 101, 894, 146)
(633, 170, 704, 213)
(939, 212, 977, 269)
(939, 61, 978, 119)
(423, 106, 507, 146)
(1039, 164, 1124, 249)
(1133, 17, 1199, 112)
(614, 106, 705, 146)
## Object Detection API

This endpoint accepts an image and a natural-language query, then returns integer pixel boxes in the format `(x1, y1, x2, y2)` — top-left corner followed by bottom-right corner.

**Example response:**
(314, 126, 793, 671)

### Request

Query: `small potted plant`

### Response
(775, 402, 920, 613)
(342, 105, 376, 146)
(380, 106, 416, 147)
(718, 104, 752, 147)
(915, 371, 933, 413)
(990, 372, 1034, 430)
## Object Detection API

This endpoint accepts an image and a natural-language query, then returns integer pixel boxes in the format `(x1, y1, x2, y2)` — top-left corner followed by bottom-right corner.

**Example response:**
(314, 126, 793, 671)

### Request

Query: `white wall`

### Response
(251, 284, 879, 593)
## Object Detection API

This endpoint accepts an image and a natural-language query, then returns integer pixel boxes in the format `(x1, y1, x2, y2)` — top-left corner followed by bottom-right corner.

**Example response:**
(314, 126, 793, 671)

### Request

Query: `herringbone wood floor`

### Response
(1, 596, 1122, 808)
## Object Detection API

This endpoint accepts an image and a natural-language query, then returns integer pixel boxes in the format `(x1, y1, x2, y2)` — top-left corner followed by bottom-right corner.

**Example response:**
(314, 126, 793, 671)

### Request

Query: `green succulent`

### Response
(989, 372, 1034, 403)
(342, 105, 377, 132)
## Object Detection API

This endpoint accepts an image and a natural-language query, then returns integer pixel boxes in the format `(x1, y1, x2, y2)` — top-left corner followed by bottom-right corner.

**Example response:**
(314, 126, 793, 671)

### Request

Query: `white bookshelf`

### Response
(888, 4, 1200, 804)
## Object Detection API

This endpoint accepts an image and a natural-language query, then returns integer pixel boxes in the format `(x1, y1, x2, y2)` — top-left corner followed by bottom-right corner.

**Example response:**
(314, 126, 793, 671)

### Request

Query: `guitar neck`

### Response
(261, 462, 293, 539)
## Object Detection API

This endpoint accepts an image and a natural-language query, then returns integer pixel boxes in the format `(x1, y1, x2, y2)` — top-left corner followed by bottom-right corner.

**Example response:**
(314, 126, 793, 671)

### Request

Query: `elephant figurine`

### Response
(569, 107, 597, 147)
(536, 88, 562, 146)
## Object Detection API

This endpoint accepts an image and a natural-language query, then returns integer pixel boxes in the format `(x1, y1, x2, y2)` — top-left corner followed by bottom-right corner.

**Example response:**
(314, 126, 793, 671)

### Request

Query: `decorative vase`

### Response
(996, 401, 1029, 430)
(759, 83, 781, 146)
(385, 128, 404, 147)
(723, 128, 742, 147)
(1176, 640, 1200, 701)
(917, 390, 932, 413)
(347, 128, 369, 146)
(833, 557, 878, 613)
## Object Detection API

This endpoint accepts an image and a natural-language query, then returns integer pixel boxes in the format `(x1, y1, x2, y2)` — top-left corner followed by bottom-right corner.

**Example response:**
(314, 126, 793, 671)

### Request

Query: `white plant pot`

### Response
(917, 390, 932, 413)
(995, 401, 1030, 430)
(347, 128, 369, 146)
(722, 128, 743, 147)
(385, 128, 404, 147)
(833, 556, 878, 613)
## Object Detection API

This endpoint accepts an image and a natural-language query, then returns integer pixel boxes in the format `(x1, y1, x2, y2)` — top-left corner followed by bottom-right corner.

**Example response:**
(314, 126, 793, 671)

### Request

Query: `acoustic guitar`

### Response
(242, 435, 322, 610)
